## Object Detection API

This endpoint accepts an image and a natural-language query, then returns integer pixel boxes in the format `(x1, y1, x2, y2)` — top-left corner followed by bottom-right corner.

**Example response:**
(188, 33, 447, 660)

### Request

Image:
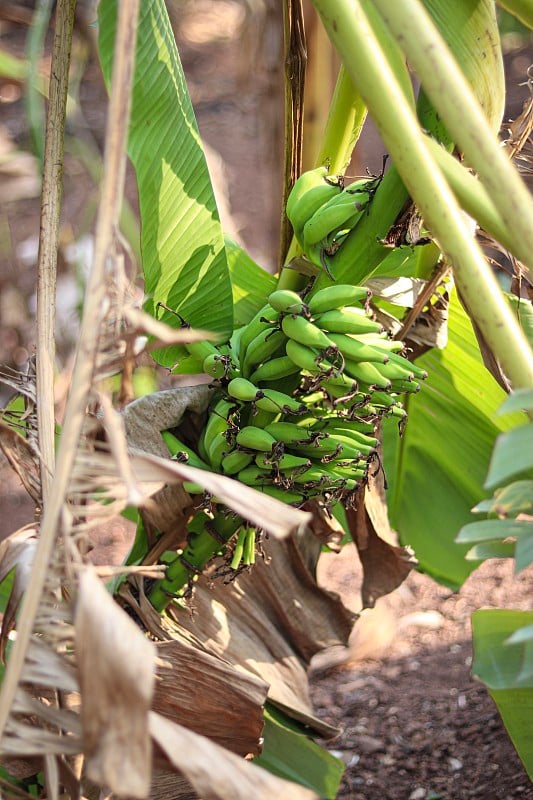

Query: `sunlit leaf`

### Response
(98, 0, 233, 370)
(225, 236, 276, 328)
(383, 290, 524, 587)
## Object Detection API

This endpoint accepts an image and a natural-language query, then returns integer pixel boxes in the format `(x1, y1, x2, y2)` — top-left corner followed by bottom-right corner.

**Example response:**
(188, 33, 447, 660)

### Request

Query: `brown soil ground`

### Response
(0, 3, 532, 799)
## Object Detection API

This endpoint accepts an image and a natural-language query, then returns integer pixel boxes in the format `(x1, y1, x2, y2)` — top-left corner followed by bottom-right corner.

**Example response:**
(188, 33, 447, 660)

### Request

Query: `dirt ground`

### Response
(0, 2, 532, 798)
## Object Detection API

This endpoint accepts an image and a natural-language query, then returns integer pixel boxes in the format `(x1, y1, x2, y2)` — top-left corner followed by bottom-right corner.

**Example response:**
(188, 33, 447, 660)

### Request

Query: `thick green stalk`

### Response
(423, 136, 517, 255)
(278, 0, 414, 291)
(311, 0, 533, 389)
(373, 0, 533, 276)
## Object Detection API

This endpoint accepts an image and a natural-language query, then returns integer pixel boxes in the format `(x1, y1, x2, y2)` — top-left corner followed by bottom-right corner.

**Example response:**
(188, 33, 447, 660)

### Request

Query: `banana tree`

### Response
(0, 0, 532, 797)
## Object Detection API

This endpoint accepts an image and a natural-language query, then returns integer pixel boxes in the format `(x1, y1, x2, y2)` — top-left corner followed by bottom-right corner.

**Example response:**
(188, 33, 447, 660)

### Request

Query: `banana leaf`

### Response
(383, 290, 525, 588)
(98, 0, 233, 371)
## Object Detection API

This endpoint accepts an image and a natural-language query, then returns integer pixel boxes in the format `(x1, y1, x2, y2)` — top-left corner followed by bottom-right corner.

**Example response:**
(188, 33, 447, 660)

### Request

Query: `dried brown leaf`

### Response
(75, 567, 156, 799)
(0, 422, 41, 506)
(171, 533, 354, 738)
(0, 527, 38, 662)
(149, 710, 318, 800)
(347, 483, 416, 609)
(153, 637, 267, 757)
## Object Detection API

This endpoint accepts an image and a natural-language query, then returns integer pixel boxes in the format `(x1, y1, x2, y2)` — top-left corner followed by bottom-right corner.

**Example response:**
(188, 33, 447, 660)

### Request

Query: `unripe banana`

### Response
(237, 465, 274, 486)
(249, 407, 280, 428)
(285, 339, 335, 375)
(282, 314, 338, 352)
(386, 350, 428, 381)
(323, 430, 376, 457)
(161, 431, 211, 470)
(302, 186, 372, 251)
(267, 289, 308, 315)
(185, 339, 221, 366)
(227, 376, 262, 402)
(221, 449, 254, 475)
(322, 424, 379, 450)
(389, 379, 421, 394)
(202, 399, 239, 470)
(370, 390, 405, 409)
(250, 483, 308, 505)
(286, 166, 343, 244)
(265, 421, 319, 446)
(377, 359, 417, 383)
(316, 307, 384, 335)
(308, 284, 371, 315)
(327, 332, 390, 364)
(250, 355, 300, 384)
(203, 352, 238, 380)
(236, 426, 277, 452)
(343, 359, 393, 390)
(255, 389, 308, 416)
(238, 304, 280, 358)
(356, 333, 405, 353)
(242, 329, 286, 376)
(255, 452, 311, 471)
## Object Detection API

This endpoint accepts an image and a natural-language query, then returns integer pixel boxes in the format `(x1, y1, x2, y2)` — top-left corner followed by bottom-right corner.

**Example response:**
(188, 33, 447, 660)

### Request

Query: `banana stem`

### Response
(311, 0, 533, 390)
(373, 0, 533, 277)
(423, 136, 517, 257)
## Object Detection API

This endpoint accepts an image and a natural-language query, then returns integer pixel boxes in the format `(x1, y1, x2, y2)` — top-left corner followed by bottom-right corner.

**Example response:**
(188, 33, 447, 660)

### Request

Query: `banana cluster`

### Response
(286, 166, 381, 275)
(173, 283, 426, 507)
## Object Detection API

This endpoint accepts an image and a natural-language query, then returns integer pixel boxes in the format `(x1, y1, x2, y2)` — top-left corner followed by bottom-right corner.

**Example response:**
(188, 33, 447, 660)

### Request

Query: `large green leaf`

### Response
(472, 609, 533, 779)
(225, 236, 277, 329)
(253, 706, 344, 799)
(484, 423, 533, 490)
(383, 290, 525, 588)
(98, 0, 233, 369)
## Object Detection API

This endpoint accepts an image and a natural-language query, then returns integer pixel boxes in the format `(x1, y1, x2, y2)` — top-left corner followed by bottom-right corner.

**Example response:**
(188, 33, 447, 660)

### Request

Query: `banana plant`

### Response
(1, 0, 533, 796)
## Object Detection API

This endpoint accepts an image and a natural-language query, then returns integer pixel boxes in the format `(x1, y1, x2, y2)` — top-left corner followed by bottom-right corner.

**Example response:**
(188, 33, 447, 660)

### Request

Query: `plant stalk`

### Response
(373, 0, 533, 277)
(36, 0, 76, 504)
(311, 0, 533, 390)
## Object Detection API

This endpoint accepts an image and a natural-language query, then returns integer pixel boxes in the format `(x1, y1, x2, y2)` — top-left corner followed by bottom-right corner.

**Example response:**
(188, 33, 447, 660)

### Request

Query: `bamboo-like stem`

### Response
(279, 0, 306, 268)
(36, 0, 76, 504)
(423, 136, 518, 259)
(311, 0, 533, 390)
(0, 0, 140, 739)
(373, 0, 533, 276)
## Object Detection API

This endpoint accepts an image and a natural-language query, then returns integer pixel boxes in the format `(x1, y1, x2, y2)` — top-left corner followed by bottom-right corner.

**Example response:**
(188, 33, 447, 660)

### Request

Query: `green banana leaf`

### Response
(253, 705, 344, 799)
(382, 290, 525, 588)
(98, 0, 233, 370)
(472, 609, 533, 780)
(225, 236, 277, 329)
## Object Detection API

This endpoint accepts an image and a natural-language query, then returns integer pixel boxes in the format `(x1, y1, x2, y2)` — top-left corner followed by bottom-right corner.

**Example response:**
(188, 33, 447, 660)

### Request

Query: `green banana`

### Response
(268, 289, 308, 315)
(248, 483, 309, 505)
(385, 350, 428, 380)
(389, 379, 421, 394)
(323, 430, 376, 457)
(238, 304, 280, 358)
(255, 452, 311, 471)
(326, 332, 390, 364)
(161, 431, 211, 470)
(237, 465, 275, 486)
(343, 358, 393, 390)
(255, 388, 308, 416)
(356, 333, 405, 353)
(185, 339, 221, 366)
(227, 377, 262, 403)
(265, 420, 319, 446)
(377, 359, 417, 383)
(286, 166, 343, 244)
(242, 329, 286, 375)
(236, 426, 277, 452)
(303, 180, 377, 250)
(202, 399, 239, 470)
(281, 314, 337, 352)
(250, 355, 300, 384)
(316, 307, 384, 335)
(285, 339, 335, 375)
(308, 284, 371, 315)
(221, 450, 254, 475)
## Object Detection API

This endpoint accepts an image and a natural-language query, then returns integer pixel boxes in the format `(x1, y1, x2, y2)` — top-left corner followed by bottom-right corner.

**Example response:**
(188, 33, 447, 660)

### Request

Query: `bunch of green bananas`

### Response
(155, 282, 425, 588)
(286, 165, 381, 275)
